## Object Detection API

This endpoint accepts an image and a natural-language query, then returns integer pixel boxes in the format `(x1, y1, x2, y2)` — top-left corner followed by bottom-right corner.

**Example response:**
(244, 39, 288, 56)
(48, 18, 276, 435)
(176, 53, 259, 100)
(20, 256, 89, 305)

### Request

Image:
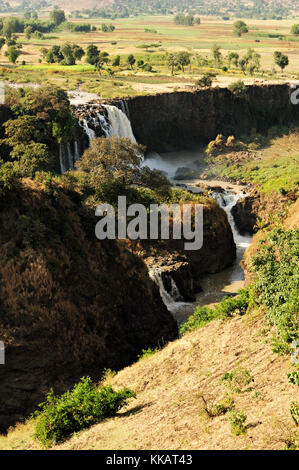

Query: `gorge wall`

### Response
(0, 180, 178, 433)
(116, 84, 298, 152)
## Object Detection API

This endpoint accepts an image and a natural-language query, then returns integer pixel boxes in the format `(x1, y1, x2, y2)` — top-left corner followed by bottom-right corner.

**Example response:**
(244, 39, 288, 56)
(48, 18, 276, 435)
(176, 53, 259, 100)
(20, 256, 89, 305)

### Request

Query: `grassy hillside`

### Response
(0, 194, 297, 450)
(0, 307, 297, 450)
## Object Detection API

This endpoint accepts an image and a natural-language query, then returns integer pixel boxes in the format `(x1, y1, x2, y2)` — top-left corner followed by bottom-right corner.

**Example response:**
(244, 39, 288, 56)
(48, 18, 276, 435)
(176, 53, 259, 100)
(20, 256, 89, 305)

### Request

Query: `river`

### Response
(145, 149, 253, 327)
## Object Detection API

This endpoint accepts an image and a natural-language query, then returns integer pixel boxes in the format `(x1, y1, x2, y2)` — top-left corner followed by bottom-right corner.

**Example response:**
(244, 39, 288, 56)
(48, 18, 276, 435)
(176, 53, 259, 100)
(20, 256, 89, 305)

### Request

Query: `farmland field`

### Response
(1, 14, 299, 98)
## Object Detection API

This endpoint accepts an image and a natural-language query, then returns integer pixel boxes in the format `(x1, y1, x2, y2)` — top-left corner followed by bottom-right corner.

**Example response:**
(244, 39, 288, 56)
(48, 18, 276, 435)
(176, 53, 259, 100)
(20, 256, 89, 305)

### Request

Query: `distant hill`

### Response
(6, 0, 299, 18)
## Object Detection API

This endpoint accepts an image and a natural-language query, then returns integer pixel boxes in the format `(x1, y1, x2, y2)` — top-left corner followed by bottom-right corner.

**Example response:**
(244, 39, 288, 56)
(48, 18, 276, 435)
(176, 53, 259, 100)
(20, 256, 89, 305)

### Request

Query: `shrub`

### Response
(180, 288, 251, 335)
(0, 160, 21, 196)
(138, 347, 158, 361)
(290, 402, 299, 426)
(228, 80, 247, 98)
(229, 411, 247, 435)
(222, 368, 254, 392)
(250, 228, 299, 352)
(34, 377, 136, 447)
(288, 371, 299, 386)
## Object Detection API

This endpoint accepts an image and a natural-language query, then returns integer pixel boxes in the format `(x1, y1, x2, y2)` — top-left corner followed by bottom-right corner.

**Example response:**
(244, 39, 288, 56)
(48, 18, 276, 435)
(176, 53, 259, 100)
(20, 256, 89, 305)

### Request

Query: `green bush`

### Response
(180, 288, 251, 335)
(250, 228, 299, 353)
(229, 411, 247, 435)
(221, 368, 254, 392)
(34, 377, 136, 447)
(228, 80, 247, 98)
(138, 347, 158, 361)
(0, 160, 21, 196)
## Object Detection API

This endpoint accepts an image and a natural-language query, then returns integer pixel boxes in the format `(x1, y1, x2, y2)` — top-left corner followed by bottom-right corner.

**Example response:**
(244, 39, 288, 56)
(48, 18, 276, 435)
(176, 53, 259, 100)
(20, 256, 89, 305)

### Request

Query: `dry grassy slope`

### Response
(1, 310, 296, 450)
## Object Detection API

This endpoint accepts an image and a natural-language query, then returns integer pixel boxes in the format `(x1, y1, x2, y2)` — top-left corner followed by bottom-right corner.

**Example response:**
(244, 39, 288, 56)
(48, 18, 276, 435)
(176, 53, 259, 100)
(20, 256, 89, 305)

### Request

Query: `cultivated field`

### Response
(1, 15, 299, 98)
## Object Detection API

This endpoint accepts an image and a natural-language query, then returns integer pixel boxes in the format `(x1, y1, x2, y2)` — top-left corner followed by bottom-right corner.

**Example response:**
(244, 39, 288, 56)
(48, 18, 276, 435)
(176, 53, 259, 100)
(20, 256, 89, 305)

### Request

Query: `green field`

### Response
(0, 14, 298, 98)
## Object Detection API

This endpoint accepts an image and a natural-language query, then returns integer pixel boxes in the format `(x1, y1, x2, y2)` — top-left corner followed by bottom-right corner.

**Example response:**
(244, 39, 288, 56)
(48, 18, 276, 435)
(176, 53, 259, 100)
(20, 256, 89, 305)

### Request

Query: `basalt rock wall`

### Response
(119, 85, 298, 152)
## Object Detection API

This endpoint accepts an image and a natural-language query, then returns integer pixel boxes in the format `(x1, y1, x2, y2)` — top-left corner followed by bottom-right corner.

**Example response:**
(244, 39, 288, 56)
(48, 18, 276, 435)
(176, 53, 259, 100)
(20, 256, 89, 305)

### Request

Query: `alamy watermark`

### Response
(0, 341, 4, 365)
(95, 196, 203, 251)
(290, 82, 299, 105)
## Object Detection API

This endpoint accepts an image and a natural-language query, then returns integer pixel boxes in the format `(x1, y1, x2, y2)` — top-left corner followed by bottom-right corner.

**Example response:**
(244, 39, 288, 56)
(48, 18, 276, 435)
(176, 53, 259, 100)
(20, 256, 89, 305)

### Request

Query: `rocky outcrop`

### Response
(144, 200, 236, 299)
(147, 256, 201, 302)
(232, 189, 298, 235)
(0, 181, 178, 433)
(120, 85, 298, 152)
(232, 195, 259, 235)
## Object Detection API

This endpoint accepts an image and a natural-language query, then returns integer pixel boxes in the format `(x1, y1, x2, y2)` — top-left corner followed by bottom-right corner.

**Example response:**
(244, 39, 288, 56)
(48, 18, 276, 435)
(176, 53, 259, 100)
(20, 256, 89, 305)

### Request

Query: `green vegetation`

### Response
(233, 20, 248, 37)
(274, 50, 289, 71)
(250, 228, 299, 354)
(34, 377, 136, 447)
(138, 348, 159, 361)
(229, 411, 247, 436)
(180, 288, 251, 335)
(222, 368, 254, 393)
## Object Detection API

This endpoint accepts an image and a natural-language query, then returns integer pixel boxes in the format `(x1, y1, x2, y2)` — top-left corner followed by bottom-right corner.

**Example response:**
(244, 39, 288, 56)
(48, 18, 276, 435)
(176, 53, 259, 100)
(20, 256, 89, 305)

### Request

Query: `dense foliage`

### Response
(34, 377, 136, 447)
(1, 85, 78, 175)
(250, 228, 299, 353)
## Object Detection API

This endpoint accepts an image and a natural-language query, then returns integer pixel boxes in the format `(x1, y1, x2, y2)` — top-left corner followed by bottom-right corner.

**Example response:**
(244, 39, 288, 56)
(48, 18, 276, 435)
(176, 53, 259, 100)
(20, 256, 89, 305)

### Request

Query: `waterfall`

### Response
(96, 112, 111, 137)
(59, 143, 74, 174)
(211, 191, 251, 250)
(61, 103, 136, 174)
(103, 105, 136, 143)
(81, 119, 96, 143)
(149, 269, 188, 312)
(120, 100, 130, 119)
(74, 141, 80, 162)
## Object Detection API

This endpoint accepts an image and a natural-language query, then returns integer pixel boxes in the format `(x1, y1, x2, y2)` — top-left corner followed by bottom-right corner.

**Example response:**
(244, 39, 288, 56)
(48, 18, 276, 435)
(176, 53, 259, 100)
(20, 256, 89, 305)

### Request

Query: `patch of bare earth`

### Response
(54, 312, 296, 450)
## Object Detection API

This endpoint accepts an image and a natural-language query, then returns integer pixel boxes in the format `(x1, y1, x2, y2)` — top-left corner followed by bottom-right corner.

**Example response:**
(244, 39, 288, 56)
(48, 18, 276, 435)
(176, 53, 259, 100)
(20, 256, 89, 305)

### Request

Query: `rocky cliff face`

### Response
(144, 201, 236, 300)
(119, 85, 298, 152)
(0, 181, 178, 433)
(232, 189, 298, 235)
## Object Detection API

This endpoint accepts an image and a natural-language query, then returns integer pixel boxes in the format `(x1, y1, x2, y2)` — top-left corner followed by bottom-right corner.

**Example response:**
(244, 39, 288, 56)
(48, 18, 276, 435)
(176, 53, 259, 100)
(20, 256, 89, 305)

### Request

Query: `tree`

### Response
(233, 20, 248, 37)
(46, 50, 55, 63)
(242, 48, 261, 75)
(40, 47, 49, 60)
(60, 43, 75, 65)
(25, 26, 33, 40)
(86, 44, 99, 66)
(0, 37, 5, 51)
(50, 9, 66, 26)
(127, 54, 135, 69)
(211, 43, 222, 67)
(96, 51, 109, 75)
(227, 52, 239, 68)
(290, 24, 299, 35)
(72, 45, 85, 61)
(274, 51, 289, 71)
(195, 72, 216, 88)
(1, 115, 51, 176)
(112, 55, 120, 66)
(76, 136, 144, 188)
(228, 80, 247, 98)
(5, 46, 20, 64)
(176, 51, 191, 73)
(168, 53, 177, 76)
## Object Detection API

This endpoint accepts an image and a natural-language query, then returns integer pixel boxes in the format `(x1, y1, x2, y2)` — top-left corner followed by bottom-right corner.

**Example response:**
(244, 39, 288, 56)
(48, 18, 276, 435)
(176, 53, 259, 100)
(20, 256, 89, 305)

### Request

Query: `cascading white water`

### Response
(81, 119, 96, 142)
(59, 143, 74, 174)
(96, 112, 111, 137)
(149, 270, 189, 312)
(211, 191, 251, 251)
(103, 105, 136, 143)
(74, 141, 80, 162)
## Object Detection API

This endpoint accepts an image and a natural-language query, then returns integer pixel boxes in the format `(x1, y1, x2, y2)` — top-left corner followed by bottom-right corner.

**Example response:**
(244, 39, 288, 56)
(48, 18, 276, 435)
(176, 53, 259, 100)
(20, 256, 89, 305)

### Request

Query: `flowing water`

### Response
(144, 150, 253, 327)
(60, 102, 136, 174)
(62, 104, 253, 328)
